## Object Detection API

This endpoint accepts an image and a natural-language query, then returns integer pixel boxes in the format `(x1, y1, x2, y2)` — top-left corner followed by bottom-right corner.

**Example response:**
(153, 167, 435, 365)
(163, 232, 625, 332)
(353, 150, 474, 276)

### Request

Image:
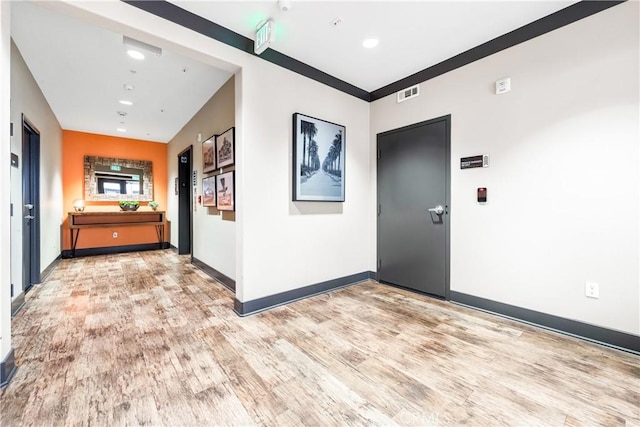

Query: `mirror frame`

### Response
(84, 155, 154, 201)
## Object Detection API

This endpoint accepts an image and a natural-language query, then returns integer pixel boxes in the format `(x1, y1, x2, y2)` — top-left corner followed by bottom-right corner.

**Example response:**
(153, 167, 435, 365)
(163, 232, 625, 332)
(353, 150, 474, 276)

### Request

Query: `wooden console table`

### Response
(68, 211, 166, 257)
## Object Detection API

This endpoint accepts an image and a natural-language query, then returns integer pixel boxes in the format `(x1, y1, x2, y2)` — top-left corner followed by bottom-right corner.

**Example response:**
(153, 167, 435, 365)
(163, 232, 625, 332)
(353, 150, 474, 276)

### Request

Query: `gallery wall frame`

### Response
(216, 170, 235, 211)
(202, 175, 216, 207)
(292, 113, 345, 202)
(216, 127, 235, 168)
(202, 135, 216, 173)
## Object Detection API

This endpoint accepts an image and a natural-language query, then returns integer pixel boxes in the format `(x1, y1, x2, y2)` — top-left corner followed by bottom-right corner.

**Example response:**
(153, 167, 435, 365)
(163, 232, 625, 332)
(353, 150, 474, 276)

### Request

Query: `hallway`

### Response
(1, 250, 638, 426)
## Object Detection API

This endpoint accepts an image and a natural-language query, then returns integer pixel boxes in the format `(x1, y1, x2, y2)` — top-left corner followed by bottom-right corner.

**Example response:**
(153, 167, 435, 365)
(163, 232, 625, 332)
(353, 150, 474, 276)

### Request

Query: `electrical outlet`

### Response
(112, 232, 118, 238)
(585, 282, 599, 299)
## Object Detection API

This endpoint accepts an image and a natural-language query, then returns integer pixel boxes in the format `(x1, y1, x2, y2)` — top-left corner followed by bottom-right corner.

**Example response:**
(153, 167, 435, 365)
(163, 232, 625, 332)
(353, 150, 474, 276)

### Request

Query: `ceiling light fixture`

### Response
(123, 36, 162, 59)
(123, 84, 135, 91)
(363, 38, 379, 48)
(117, 128, 126, 132)
(119, 100, 133, 106)
(127, 49, 145, 60)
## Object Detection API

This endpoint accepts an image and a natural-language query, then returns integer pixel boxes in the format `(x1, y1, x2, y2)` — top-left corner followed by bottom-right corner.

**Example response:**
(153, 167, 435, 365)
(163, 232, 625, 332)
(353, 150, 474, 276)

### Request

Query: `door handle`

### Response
(25, 215, 35, 220)
(25, 204, 34, 210)
(428, 205, 444, 215)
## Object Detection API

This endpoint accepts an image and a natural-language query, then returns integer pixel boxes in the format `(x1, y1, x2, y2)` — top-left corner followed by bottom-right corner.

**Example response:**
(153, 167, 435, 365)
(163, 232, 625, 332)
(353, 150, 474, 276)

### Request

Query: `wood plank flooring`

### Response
(1, 250, 638, 426)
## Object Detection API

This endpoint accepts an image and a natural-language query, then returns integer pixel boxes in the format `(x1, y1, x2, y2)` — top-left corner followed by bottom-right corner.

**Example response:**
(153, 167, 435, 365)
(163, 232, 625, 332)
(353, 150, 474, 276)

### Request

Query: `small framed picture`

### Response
(202, 175, 216, 207)
(203, 136, 216, 173)
(216, 171, 235, 211)
(292, 113, 345, 202)
(216, 127, 235, 168)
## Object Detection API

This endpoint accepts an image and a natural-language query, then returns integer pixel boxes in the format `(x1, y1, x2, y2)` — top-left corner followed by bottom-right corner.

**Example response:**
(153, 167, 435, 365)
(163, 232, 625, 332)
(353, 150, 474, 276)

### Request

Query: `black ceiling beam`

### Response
(122, 1, 624, 103)
(122, 0, 370, 101)
(370, 0, 625, 101)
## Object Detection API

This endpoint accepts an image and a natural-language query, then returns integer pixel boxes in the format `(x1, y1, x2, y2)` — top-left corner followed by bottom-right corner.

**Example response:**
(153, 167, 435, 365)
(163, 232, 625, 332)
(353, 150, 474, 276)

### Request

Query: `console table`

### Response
(68, 211, 166, 257)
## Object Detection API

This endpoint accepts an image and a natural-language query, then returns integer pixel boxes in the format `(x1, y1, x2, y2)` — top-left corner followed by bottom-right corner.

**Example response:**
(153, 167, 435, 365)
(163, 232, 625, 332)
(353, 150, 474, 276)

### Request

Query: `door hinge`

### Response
(377, 150, 381, 159)
(378, 259, 382, 270)
(378, 205, 381, 216)
(10, 122, 13, 137)
(10, 283, 14, 298)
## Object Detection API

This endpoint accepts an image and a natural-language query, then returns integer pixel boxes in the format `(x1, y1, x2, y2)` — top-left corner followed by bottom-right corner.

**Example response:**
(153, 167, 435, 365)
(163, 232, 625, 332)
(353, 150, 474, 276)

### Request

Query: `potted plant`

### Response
(119, 200, 140, 211)
(148, 201, 159, 211)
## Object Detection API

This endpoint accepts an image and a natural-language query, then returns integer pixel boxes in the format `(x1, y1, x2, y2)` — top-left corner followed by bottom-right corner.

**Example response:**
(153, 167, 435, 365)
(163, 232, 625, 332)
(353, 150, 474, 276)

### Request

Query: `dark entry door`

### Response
(22, 118, 41, 292)
(177, 146, 192, 255)
(377, 115, 450, 298)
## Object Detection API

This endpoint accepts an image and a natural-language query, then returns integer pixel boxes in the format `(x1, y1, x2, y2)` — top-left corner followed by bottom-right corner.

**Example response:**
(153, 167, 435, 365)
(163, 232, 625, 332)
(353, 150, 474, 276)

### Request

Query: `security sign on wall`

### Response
(461, 154, 489, 169)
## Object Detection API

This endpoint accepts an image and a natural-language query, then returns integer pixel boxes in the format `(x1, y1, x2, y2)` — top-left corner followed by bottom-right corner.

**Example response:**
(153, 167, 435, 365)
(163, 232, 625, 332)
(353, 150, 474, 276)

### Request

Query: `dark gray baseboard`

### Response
(0, 348, 17, 388)
(450, 291, 640, 355)
(11, 293, 25, 317)
(234, 271, 376, 317)
(192, 257, 235, 292)
(41, 255, 61, 282)
(61, 242, 171, 258)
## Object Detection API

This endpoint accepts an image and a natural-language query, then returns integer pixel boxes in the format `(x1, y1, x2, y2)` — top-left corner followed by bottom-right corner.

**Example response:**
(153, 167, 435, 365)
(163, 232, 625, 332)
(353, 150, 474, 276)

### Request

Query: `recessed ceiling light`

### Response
(123, 84, 135, 91)
(363, 38, 379, 48)
(123, 36, 162, 57)
(119, 100, 133, 106)
(127, 49, 145, 60)
(117, 128, 127, 132)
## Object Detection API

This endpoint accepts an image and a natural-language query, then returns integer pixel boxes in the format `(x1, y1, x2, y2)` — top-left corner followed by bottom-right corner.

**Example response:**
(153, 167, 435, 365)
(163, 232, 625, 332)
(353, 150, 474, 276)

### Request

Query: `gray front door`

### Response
(377, 115, 450, 298)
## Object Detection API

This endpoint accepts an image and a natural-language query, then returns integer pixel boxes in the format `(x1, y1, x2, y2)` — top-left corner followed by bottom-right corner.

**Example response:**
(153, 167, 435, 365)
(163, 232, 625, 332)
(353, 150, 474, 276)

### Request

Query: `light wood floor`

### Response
(1, 250, 638, 426)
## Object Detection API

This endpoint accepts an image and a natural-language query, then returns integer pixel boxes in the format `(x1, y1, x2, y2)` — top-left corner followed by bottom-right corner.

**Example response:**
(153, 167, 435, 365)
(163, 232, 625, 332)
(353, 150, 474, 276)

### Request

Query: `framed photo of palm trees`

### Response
(292, 113, 345, 202)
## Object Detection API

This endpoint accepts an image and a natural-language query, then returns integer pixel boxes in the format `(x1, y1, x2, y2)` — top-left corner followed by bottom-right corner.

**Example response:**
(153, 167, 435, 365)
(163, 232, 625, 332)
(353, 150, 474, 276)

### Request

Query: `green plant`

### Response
(119, 200, 140, 209)
(148, 201, 159, 209)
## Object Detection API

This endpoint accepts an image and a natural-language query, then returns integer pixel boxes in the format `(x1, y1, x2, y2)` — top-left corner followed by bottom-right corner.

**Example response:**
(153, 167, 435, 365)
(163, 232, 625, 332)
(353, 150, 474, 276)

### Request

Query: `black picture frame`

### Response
(216, 170, 235, 211)
(202, 135, 216, 173)
(202, 175, 216, 207)
(216, 127, 235, 168)
(292, 113, 345, 202)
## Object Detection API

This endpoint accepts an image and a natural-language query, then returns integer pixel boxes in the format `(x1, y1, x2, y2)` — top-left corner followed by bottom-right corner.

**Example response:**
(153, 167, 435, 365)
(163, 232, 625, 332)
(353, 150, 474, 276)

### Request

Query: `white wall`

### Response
(167, 76, 236, 280)
(371, 2, 639, 335)
(238, 57, 371, 301)
(0, 0, 12, 363)
(10, 40, 63, 297)
(55, 1, 372, 303)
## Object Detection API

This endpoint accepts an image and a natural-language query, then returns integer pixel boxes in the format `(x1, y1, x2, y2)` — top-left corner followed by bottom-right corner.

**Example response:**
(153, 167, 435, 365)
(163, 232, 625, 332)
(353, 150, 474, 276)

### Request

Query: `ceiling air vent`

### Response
(397, 84, 419, 103)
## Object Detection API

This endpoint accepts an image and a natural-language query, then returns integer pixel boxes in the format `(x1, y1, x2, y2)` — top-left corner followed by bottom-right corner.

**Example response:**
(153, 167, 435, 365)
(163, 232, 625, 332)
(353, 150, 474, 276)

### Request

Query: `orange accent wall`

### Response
(62, 130, 168, 250)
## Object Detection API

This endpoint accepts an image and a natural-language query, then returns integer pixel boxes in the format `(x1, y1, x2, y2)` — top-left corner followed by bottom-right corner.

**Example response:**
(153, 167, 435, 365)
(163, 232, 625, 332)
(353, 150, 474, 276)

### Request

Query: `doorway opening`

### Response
(22, 115, 41, 293)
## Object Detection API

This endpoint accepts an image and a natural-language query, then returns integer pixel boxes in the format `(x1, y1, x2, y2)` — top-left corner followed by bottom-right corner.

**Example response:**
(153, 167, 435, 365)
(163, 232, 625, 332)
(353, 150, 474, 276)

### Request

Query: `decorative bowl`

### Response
(119, 201, 140, 211)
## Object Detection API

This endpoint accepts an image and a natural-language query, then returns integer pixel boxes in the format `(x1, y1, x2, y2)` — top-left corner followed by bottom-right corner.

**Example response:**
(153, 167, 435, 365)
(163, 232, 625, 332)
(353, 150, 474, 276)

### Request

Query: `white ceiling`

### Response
(172, 0, 577, 91)
(11, 1, 233, 143)
(11, 0, 578, 143)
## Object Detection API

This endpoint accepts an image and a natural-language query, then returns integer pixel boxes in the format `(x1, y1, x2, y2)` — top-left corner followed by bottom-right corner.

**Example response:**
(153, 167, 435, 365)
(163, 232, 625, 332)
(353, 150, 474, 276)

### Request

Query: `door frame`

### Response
(177, 145, 193, 256)
(21, 115, 41, 293)
(376, 114, 451, 300)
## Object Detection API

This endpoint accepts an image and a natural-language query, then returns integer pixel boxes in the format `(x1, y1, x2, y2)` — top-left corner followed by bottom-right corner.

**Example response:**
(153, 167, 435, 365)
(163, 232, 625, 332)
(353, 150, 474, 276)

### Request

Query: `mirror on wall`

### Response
(84, 155, 153, 201)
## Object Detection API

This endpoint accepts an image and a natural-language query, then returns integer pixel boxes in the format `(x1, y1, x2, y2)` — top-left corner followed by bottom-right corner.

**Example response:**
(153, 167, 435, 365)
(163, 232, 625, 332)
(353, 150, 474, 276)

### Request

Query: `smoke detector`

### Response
(278, 0, 292, 11)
